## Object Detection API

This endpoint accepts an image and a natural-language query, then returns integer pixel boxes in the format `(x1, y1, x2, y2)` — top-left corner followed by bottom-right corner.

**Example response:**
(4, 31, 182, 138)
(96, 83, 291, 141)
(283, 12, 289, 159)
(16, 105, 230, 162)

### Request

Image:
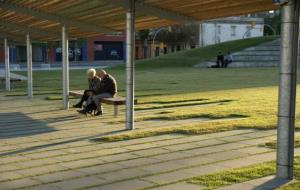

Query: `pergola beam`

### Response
(0, 19, 60, 38)
(195, 1, 279, 21)
(101, 0, 198, 24)
(0, 33, 25, 43)
(0, 1, 113, 34)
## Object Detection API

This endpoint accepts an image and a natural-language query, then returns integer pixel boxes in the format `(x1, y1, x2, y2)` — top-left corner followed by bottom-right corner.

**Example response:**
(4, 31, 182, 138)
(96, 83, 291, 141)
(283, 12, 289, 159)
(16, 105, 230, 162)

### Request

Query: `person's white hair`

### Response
(87, 68, 96, 77)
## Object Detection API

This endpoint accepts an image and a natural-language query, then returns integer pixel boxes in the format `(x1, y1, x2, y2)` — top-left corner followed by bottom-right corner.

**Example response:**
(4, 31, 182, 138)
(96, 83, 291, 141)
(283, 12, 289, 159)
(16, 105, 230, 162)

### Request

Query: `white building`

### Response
(198, 16, 265, 47)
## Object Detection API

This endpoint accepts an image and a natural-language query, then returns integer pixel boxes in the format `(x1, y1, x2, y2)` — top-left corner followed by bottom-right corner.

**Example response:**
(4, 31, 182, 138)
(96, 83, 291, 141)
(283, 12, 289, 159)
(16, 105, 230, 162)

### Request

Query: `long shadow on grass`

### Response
(135, 99, 233, 111)
(143, 113, 248, 121)
(139, 98, 209, 104)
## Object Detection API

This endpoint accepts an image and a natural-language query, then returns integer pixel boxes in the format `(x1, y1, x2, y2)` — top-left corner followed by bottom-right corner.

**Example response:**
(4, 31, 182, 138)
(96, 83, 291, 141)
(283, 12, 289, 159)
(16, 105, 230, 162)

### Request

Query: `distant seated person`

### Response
(92, 69, 117, 116)
(211, 51, 224, 68)
(223, 51, 233, 68)
(73, 68, 101, 108)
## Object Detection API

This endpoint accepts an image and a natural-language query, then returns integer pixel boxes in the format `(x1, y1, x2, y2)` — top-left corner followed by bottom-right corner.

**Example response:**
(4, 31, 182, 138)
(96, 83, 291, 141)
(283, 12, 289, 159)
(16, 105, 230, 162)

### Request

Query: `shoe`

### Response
(77, 109, 87, 115)
(94, 111, 102, 116)
(73, 103, 82, 108)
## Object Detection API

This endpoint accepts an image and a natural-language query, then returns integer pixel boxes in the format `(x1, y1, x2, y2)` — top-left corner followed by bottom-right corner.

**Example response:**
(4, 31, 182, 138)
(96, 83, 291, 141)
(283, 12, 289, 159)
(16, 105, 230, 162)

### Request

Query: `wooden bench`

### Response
(69, 90, 137, 117)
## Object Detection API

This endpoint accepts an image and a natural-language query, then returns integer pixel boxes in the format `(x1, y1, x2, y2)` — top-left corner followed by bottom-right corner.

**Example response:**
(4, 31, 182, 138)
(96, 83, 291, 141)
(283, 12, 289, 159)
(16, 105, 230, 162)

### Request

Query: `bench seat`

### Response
(69, 90, 137, 116)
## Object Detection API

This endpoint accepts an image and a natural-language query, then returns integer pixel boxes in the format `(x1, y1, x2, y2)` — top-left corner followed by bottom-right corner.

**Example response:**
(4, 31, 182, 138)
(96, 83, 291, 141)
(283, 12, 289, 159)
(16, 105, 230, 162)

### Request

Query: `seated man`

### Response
(92, 69, 117, 116)
(224, 51, 233, 68)
(73, 68, 101, 108)
(211, 51, 224, 68)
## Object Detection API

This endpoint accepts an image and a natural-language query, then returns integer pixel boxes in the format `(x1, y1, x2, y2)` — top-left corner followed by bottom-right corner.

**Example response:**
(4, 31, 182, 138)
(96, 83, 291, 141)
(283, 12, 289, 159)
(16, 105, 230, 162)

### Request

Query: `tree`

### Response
(156, 24, 198, 52)
(264, 12, 281, 35)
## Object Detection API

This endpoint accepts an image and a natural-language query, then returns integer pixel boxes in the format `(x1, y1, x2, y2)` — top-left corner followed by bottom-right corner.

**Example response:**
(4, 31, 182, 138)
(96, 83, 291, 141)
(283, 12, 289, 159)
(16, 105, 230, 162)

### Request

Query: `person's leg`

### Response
(74, 90, 89, 108)
(93, 93, 113, 115)
(221, 60, 225, 68)
(223, 60, 227, 68)
(77, 95, 91, 114)
(226, 60, 232, 68)
(216, 61, 220, 68)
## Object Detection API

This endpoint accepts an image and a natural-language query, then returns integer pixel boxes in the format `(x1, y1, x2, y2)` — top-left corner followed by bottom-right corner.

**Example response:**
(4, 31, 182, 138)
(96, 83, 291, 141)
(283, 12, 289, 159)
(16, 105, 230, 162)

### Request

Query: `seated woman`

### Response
(73, 68, 101, 109)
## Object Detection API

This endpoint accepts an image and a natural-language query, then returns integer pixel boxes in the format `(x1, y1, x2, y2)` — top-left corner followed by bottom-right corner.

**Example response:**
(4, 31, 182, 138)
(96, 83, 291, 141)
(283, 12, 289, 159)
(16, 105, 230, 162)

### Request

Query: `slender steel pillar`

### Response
(277, 0, 300, 179)
(125, 0, 135, 130)
(26, 33, 33, 98)
(4, 38, 10, 91)
(62, 25, 69, 109)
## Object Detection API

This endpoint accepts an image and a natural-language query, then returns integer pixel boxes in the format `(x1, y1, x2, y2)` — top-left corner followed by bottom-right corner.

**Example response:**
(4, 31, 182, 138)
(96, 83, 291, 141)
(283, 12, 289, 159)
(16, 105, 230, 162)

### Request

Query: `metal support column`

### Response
(277, 0, 300, 179)
(26, 33, 33, 98)
(4, 38, 10, 91)
(125, 0, 135, 130)
(62, 25, 69, 109)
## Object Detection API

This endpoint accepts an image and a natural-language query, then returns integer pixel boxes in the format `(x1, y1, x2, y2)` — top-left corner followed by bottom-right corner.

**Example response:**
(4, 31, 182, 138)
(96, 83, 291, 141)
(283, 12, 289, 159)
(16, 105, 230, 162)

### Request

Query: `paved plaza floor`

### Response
(0, 94, 296, 190)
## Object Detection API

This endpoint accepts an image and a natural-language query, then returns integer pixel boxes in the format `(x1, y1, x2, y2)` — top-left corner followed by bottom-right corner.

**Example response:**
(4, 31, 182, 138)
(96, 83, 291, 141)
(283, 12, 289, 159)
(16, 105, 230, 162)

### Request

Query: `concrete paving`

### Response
(0, 94, 295, 190)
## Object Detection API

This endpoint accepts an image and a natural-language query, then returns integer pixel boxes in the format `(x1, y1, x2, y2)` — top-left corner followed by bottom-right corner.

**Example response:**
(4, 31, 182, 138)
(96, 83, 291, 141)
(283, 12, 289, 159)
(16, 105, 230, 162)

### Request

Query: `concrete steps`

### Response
(195, 38, 300, 68)
(230, 39, 299, 67)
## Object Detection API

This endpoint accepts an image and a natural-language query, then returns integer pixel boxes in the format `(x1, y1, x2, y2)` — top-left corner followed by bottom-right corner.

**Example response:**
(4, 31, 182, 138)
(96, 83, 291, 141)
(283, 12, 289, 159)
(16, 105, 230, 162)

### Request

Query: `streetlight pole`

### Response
(151, 27, 170, 57)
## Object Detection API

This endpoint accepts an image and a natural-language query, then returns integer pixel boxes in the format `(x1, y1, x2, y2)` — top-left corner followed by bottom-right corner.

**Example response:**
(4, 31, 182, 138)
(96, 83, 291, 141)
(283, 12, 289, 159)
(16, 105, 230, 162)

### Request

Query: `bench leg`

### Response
(114, 105, 118, 117)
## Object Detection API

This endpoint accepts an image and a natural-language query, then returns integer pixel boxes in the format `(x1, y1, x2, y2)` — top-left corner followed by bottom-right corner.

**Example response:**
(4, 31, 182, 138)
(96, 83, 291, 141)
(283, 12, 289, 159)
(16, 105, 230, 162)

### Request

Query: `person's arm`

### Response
(88, 79, 92, 90)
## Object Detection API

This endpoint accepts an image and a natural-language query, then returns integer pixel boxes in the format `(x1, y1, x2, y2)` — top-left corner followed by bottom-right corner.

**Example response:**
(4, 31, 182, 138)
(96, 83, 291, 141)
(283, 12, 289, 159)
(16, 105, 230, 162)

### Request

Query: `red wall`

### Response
(47, 48, 55, 63)
(87, 35, 125, 62)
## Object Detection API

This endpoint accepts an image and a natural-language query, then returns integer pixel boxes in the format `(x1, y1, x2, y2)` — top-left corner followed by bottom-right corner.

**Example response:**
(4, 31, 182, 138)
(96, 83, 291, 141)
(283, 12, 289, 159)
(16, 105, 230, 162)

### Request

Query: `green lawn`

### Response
(2, 36, 294, 142)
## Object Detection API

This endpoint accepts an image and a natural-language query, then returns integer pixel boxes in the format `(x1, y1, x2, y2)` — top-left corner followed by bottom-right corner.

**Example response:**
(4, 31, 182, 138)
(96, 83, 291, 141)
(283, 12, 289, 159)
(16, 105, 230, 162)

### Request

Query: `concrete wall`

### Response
(199, 18, 264, 47)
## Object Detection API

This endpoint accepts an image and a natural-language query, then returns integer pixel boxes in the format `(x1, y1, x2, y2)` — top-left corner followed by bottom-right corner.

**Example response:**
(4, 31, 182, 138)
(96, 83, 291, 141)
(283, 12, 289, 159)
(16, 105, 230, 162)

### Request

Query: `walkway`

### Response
(0, 95, 295, 190)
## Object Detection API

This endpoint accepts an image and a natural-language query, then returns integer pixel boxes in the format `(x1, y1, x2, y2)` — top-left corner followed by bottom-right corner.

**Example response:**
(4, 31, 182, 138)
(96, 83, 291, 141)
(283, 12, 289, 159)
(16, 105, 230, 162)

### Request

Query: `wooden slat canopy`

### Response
(0, 0, 280, 42)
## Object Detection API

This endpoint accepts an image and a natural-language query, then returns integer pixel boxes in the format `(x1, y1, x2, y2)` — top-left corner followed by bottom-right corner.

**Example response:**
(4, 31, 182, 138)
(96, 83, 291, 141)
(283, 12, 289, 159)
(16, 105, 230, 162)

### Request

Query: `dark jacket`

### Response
(95, 74, 117, 96)
(88, 76, 101, 92)
(217, 54, 224, 61)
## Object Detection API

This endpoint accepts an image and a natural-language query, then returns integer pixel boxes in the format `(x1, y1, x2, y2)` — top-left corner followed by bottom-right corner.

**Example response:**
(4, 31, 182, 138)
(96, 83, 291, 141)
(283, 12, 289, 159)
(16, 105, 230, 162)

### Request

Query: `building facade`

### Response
(198, 16, 265, 47)
(0, 34, 125, 64)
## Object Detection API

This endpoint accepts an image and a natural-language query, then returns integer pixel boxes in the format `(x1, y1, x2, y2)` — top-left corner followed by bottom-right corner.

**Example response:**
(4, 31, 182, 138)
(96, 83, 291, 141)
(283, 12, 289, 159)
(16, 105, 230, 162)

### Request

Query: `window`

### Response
(230, 25, 237, 37)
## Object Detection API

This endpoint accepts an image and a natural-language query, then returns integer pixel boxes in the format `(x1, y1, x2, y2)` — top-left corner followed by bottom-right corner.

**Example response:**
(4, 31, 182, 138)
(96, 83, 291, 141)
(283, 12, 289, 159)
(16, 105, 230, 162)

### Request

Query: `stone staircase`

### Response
(195, 39, 299, 68)
(230, 39, 280, 68)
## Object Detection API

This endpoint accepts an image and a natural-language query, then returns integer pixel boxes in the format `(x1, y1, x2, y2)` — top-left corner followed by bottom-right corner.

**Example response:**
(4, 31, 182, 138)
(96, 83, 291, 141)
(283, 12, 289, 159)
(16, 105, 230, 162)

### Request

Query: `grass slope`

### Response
(116, 36, 278, 69)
